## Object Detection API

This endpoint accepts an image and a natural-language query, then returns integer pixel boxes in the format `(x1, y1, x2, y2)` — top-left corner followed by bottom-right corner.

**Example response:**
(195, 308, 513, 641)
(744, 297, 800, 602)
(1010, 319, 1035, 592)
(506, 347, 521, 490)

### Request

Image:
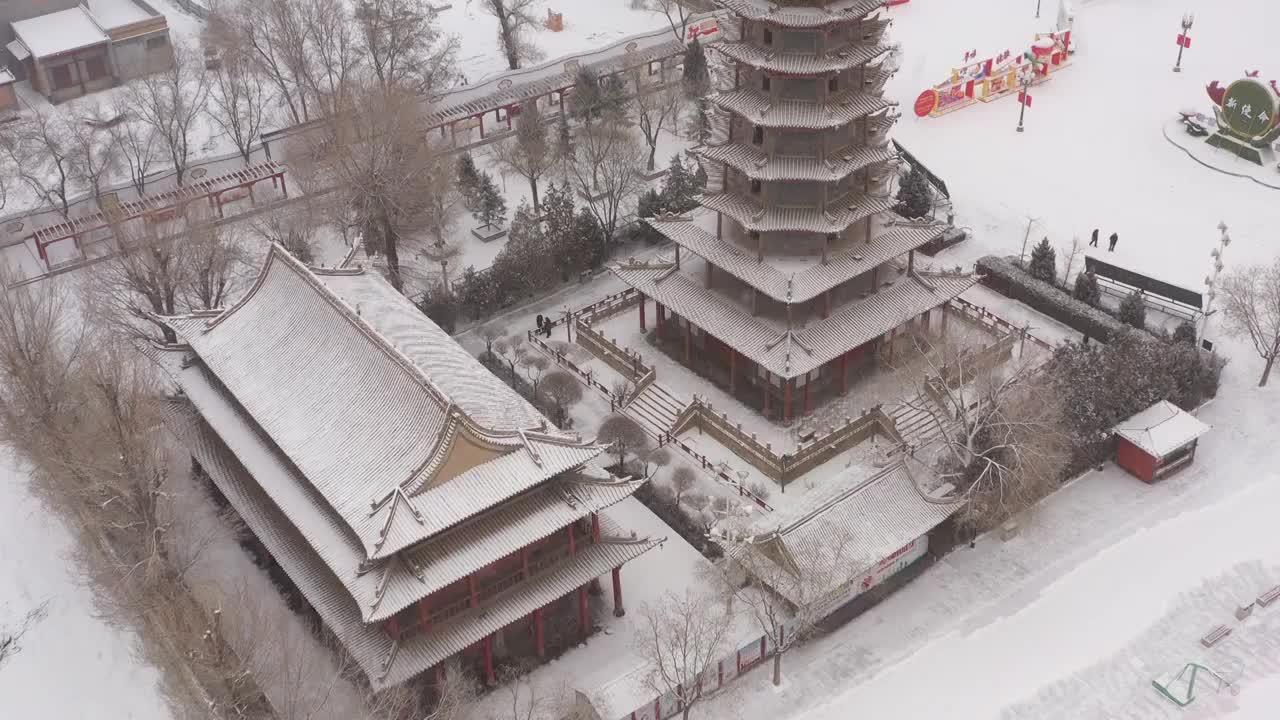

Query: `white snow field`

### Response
(0, 451, 171, 720)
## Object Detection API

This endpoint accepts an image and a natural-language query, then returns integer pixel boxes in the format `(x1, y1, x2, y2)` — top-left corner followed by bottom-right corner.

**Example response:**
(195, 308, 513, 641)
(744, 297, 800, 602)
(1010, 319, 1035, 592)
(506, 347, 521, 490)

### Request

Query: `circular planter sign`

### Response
(914, 89, 939, 117)
(1219, 78, 1278, 140)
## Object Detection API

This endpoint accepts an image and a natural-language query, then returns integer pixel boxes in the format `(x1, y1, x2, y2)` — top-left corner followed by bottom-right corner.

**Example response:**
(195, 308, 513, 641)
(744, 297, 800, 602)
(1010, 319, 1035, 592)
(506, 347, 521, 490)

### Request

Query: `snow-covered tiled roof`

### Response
(11, 7, 109, 58)
(728, 460, 957, 608)
(698, 142, 894, 182)
(710, 87, 893, 129)
(160, 247, 601, 558)
(611, 263, 975, 378)
(162, 398, 659, 689)
(1113, 400, 1211, 458)
(717, 0, 886, 28)
(648, 216, 946, 304)
(714, 42, 892, 74)
(700, 190, 893, 234)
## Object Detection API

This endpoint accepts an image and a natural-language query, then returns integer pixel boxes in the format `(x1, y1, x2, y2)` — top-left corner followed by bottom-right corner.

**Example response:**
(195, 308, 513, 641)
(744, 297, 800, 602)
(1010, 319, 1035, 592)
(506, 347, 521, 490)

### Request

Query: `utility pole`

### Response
(1199, 221, 1230, 346)
(1036, 0, 1042, 18)
(1174, 13, 1195, 73)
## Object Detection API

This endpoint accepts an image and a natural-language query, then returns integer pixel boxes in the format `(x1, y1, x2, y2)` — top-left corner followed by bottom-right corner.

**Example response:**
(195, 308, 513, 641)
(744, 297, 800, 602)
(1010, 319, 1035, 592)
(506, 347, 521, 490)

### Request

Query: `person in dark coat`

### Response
(1089, 228, 1099, 247)
(1108, 232, 1118, 251)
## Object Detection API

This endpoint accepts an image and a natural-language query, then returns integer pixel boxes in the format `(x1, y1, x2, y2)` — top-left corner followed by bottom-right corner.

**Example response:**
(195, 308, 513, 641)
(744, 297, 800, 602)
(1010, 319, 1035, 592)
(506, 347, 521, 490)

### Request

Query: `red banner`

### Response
(1177, 34, 1191, 48)
(1018, 91, 1032, 107)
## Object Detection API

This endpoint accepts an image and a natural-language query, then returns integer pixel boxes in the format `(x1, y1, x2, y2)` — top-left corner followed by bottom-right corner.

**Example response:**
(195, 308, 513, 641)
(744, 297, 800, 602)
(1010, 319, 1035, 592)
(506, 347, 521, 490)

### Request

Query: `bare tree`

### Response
(109, 103, 162, 196)
(222, 0, 312, 124)
(492, 100, 555, 211)
(635, 85, 682, 172)
(208, 51, 270, 166)
(1059, 235, 1083, 287)
(481, 0, 542, 70)
(0, 601, 50, 670)
(355, 0, 459, 93)
(318, 84, 451, 292)
(568, 123, 646, 243)
(87, 203, 248, 343)
(596, 413, 650, 469)
(479, 323, 507, 357)
(670, 465, 696, 505)
(496, 335, 529, 380)
(541, 370, 583, 425)
(645, 446, 672, 479)
(126, 41, 211, 187)
(0, 110, 81, 219)
(69, 104, 119, 204)
(638, 0, 699, 42)
(246, 194, 328, 264)
(302, 0, 362, 118)
(519, 351, 551, 393)
(636, 589, 732, 720)
(897, 335, 1068, 531)
(1221, 258, 1280, 386)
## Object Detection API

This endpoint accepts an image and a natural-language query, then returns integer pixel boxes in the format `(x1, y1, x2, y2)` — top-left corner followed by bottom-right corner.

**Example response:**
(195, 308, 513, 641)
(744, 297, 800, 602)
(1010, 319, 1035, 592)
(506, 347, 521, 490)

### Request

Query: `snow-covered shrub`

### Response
(1173, 319, 1198, 346)
(893, 165, 931, 220)
(747, 480, 771, 502)
(1072, 270, 1101, 306)
(1118, 290, 1146, 330)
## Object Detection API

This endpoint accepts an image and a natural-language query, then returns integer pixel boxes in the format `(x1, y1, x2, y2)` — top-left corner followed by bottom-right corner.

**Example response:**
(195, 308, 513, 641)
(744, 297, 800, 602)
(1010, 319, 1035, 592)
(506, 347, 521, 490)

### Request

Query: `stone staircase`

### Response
(625, 383, 686, 440)
(888, 393, 952, 451)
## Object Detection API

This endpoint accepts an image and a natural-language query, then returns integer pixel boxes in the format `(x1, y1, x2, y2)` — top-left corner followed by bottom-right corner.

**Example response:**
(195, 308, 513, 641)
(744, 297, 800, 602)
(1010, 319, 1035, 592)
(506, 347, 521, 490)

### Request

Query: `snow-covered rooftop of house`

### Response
(86, 0, 156, 29)
(1113, 400, 1211, 458)
(0, 69, 14, 85)
(11, 7, 110, 58)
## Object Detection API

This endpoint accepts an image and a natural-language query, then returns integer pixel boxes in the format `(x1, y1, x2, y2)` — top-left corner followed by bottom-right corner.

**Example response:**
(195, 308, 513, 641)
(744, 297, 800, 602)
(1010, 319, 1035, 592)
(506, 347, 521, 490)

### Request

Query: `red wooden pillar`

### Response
(763, 371, 771, 416)
(639, 295, 647, 331)
(657, 303, 665, 333)
(278, 172, 288, 198)
(568, 523, 577, 556)
(577, 585, 590, 641)
(729, 349, 737, 394)
(922, 308, 931, 330)
(468, 574, 479, 608)
(521, 546, 531, 579)
(387, 617, 402, 641)
(533, 607, 546, 656)
(611, 566, 625, 617)
(478, 112, 485, 138)
(783, 380, 792, 424)
(435, 662, 447, 690)
(841, 352, 849, 395)
(803, 372, 811, 416)
(482, 634, 496, 685)
(684, 321, 692, 365)
(591, 513, 601, 542)
(942, 302, 951, 333)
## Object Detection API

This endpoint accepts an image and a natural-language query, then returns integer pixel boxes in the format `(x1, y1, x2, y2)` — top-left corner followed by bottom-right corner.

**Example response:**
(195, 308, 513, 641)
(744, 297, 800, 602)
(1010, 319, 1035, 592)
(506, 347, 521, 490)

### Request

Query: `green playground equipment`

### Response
(1152, 663, 1233, 707)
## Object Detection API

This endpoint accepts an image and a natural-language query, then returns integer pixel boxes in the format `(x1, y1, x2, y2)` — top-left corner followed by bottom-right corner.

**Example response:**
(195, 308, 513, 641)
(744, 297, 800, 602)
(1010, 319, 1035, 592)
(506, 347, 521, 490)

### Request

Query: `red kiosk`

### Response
(1112, 401, 1211, 483)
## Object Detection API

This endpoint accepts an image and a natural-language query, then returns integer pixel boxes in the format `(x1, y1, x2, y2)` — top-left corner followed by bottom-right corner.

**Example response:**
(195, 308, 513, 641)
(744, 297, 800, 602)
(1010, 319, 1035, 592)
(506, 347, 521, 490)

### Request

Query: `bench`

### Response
(1201, 624, 1232, 648)
(1258, 585, 1280, 607)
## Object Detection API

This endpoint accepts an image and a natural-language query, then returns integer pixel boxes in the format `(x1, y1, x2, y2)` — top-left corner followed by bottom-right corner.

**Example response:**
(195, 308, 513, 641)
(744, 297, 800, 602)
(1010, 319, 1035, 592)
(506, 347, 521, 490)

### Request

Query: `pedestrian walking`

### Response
(1108, 232, 1118, 252)
(1089, 228, 1099, 247)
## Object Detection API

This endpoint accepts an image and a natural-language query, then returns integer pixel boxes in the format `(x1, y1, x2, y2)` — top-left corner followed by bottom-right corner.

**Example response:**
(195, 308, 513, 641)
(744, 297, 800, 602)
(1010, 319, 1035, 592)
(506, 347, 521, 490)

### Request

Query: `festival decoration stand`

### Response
(914, 30, 1072, 119)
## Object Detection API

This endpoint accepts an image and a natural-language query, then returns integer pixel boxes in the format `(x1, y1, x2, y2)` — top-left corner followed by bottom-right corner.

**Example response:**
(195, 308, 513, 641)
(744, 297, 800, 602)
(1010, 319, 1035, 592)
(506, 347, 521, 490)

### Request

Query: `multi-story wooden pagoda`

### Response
(150, 246, 659, 691)
(616, 0, 975, 425)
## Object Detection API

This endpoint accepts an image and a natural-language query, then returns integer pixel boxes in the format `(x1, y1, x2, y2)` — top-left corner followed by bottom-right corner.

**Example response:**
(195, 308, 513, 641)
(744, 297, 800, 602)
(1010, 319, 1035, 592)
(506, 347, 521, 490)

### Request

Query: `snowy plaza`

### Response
(4, 0, 1280, 718)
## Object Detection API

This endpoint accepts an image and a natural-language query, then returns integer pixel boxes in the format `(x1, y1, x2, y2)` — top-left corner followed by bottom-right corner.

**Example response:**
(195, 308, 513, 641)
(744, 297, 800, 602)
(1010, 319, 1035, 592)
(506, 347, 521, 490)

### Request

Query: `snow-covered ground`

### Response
(0, 451, 171, 720)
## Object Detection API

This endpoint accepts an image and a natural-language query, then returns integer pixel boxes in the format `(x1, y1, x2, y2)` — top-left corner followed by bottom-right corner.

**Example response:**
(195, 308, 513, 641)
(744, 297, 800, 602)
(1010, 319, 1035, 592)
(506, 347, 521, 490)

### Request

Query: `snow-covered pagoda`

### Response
(617, 0, 975, 424)
(150, 246, 660, 691)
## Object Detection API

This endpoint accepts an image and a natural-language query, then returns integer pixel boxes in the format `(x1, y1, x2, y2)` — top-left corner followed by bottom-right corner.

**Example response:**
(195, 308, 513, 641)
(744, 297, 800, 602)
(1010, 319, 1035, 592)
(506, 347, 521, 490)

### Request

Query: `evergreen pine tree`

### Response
(457, 152, 482, 210)
(598, 74, 628, 122)
(570, 67, 601, 124)
(1173, 319, 1198, 346)
(893, 165, 931, 219)
(472, 171, 507, 230)
(1119, 290, 1147, 329)
(1073, 271, 1101, 306)
(1028, 237, 1057, 283)
(417, 286, 458, 333)
(686, 97, 711, 146)
(573, 208, 605, 268)
(660, 154, 701, 214)
(682, 39, 711, 98)
(555, 106, 572, 164)
(543, 182, 584, 276)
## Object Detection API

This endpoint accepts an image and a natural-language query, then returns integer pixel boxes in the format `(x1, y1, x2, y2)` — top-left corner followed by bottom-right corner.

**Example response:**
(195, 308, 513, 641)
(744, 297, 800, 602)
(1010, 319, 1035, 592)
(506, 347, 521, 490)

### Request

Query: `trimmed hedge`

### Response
(976, 255, 1131, 343)
(633, 481, 724, 560)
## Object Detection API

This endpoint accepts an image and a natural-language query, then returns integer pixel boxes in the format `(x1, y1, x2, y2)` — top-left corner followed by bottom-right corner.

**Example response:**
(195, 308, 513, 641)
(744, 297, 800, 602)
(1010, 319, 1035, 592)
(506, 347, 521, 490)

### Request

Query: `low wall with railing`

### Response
(671, 398, 898, 486)
(576, 322, 653, 385)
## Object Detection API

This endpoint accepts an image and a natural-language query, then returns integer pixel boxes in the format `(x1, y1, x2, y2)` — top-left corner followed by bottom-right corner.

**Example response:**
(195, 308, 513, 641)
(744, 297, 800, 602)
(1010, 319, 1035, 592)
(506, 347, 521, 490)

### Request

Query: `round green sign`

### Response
(1219, 78, 1279, 140)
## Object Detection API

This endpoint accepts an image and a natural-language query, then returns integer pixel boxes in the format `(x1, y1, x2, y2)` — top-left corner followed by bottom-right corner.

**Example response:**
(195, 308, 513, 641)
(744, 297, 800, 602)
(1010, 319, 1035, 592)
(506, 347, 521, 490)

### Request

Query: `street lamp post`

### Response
(1035, 0, 1042, 18)
(1200, 221, 1230, 346)
(1016, 74, 1032, 133)
(1174, 13, 1195, 73)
